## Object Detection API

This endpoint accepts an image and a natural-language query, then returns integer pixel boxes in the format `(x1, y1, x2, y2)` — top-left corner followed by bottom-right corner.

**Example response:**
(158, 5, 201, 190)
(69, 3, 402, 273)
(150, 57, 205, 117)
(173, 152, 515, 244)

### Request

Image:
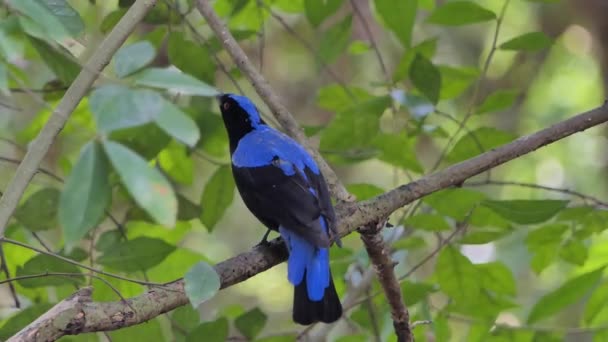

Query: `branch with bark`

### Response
(9, 101, 608, 341)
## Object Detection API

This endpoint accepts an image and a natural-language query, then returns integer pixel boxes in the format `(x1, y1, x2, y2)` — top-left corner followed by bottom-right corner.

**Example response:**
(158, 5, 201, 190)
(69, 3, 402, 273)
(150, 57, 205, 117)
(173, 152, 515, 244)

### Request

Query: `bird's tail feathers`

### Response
(293, 270, 342, 325)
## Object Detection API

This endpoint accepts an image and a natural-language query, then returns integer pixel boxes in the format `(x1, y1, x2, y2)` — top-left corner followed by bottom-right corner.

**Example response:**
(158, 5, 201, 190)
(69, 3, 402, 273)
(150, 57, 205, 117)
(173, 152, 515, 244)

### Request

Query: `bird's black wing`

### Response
(232, 158, 332, 248)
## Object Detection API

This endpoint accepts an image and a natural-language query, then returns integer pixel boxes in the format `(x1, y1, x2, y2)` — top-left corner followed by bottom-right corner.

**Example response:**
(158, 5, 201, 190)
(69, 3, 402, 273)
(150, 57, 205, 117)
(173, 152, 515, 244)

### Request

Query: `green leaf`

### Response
(436, 246, 480, 302)
(476, 89, 520, 115)
(155, 98, 200, 147)
(374, 0, 417, 47)
(424, 188, 486, 220)
(318, 15, 352, 65)
(409, 54, 441, 104)
(168, 32, 215, 83)
(15, 187, 60, 231)
(584, 281, 608, 325)
(476, 262, 516, 295)
(9, 0, 84, 40)
(114, 41, 156, 78)
(158, 141, 193, 185)
(401, 281, 437, 306)
(500, 32, 553, 52)
(235, 307, 268, 339)
(427, 1, 496, 26)
(482, 200, 569, 225)
(347, 40, 370, 55)
(527, 267, 604, 324)
(97, 237, 176, 272)
(439, 65, 479, 100)
(346, 183, 384, 201)
(559, 239, 588, 266)
(133, 67, 220, 96)
(197, 111, 229, 158)
(0, 304, 54, 340)
(184, 261, 221, 308)
(177, 193, 202, 221)
(108, 317, 164, 341)
(304, 0, 344, 27)
(109, 123, 171, 160)
(393, 37, 437, 82)
(16, 254, 83, 287)
(186, 318, 228, 342)
(28, 36, 80, 85)
(90, 85, 162, 133)
(103, 140, 177, 227)
(200, 166, 235, 231)
(405, 213, 450, 231)
(372, 133, 423, 172)
(447, 127, 515, 163)
(59, 141, 111, 245)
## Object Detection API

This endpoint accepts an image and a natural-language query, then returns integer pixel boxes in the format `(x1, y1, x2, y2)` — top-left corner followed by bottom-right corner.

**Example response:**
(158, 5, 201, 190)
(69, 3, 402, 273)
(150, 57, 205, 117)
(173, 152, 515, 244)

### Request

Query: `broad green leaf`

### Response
(500, 32, 553, 52)
(0, 63, 9, 95)
(393, 37, 437, 82)
(59, 141, 110, 245)
(316, 84, 372, 112)
(374, 0, 417, 47)
(97, 237, 176, 272)
(476, 262, 516, 295)
(16, 254, 83, 287)
(200, 166, 235, 231)
(90, 85, 162, 133)
(372, 133, 423, 172)
(439, 65, 479, 100)
(158, 141, 193, 184)
(304, 0, 344, 27)
(526, 224, 568, 249)
(584, 281, 608, 325)
(103, 140, 177, 227)
(170, 305, 200, 332)
(109, 123, 171, 160)
(197, 111, 229, 158)
(404, 213, 450, 231)
(346, 183, 384, 201)
(460, 226, 512, 244)
(155, 98, 200, 147)
(168, 32, 215, 83)
(29, 36, 80, 85)
(114, 41, 156, 78)
(0, 17, 24, 63)
(134, 67, 220, 96)
(108, 317, 163, 341)
(477, 89, 520, 115)
(9, 0, 84, 40)
(436, 246, 480, 302)
(15, 187, 60, 231)
(447, 127, 515, 163)
(527, 268, 604, 324)
(427, 1, 496, 26)
(482, 200, 569, 225)
(0, 304, 54, 340)
(235, 307, 268, 339)
(347, 40, 370, 55)
(177, 193, 202, 221)
(401, 281, 437, 306)
(184, 261, 221, 308)
(409, 54, 441, 104)
(318, 15, 352, 65)
(423, 188, 486, 220)
(559, 239, 588, 266)
(186, 318, 228, 342)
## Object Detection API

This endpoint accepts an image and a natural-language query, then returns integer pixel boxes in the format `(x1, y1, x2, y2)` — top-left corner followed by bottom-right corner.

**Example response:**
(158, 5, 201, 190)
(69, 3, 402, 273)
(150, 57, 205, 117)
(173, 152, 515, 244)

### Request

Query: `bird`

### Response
(217, 93, 343, 325)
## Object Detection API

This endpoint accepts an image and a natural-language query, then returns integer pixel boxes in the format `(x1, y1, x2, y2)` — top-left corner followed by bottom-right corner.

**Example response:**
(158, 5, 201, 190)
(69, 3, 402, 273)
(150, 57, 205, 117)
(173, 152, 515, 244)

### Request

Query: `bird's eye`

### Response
(223, 102, 230, 110)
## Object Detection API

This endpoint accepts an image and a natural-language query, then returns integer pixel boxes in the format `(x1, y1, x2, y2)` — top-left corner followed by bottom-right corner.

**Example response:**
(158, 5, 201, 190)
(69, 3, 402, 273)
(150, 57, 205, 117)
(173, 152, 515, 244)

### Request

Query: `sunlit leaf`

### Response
(424, 188, 486, 220)
(584, 281, 608, 325)
(527, 268, 604, 324)
(59, 141, 110, 245)
(304, 0, 344, 27)
(184, 261, 221, 308)
(476, 89, 520, 115)
(114, 40, 156, 78)
(405, 213, 450, 231)
(200, 166, 235, 231)
(500, 32, 553, 52)
(436, 246, 480, 302)
(427, 1, 496, 26)
(97, 237, 176, 272)
(15, 187, 60, 231)
(158, 141, 193, 185)
(346, 183, 384, 201)
(28, 36, 80, 85)
(103, 140, 177, 227)
(410, 54, 441, 104)
(16, 254, 83, 287)
(393, 37, 437, 82)
(186, 317, 228, 342)
(447, 127, 515, 163)
(483, 200, 569, 225)
(401, 281, 437, 306)
(476, 262, 516, 295)
(134, 67, 220, 96)
(0, 304, 54, 340)
(168, 32, 215, 83)
(318, 15, 352, 65)
(439, 65, 479, 100)
(374, 0, 417, 47)
(235, 307, 267, 339)
(559, 239, 588, 266)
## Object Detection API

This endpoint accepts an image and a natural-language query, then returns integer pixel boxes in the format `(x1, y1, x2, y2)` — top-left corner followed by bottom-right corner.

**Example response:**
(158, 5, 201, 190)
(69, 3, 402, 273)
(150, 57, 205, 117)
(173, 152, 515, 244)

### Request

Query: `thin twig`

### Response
(30, 232, 53, 253)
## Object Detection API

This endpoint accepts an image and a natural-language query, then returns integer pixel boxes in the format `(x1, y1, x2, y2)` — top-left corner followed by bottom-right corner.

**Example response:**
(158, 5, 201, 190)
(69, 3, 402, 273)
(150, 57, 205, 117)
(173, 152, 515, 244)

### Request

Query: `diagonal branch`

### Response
(9, 102, 608, 341)
(0, 0, 159, 238)
(195, 0, 352, 202)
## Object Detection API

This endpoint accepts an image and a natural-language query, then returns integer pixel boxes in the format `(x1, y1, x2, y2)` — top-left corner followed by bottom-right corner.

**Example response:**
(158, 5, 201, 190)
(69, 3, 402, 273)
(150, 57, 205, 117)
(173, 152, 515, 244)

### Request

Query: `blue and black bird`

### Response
(217, 93, 342, 325)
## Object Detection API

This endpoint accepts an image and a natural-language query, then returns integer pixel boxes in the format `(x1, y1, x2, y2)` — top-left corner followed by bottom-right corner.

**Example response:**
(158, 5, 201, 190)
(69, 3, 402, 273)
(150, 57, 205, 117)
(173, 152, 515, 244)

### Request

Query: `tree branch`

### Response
(195, 0, 353, 202)
(0, 0, 158, 238)
(359, 221, 411, 342)
(9, 103, 608, 341)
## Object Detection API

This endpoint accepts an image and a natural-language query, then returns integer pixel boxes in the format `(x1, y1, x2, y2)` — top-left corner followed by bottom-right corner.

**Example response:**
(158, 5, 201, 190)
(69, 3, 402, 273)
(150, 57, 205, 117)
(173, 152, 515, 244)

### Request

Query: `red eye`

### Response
(223, 102, 230, 110)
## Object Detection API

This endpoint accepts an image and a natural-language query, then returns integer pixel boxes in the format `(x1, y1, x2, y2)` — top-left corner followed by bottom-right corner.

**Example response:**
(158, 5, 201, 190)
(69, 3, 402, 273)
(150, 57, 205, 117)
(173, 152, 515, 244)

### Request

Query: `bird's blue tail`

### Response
(279, 218, 342, 325)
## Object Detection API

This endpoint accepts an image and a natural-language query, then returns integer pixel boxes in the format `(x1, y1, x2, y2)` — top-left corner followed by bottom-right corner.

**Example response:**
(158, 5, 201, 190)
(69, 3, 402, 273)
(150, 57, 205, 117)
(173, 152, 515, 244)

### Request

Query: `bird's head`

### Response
(217, 93, 265, 151)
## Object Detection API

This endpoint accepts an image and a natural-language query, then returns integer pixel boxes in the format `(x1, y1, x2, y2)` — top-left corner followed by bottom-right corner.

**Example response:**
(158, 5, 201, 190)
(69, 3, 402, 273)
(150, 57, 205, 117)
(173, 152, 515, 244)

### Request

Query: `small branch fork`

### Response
(359, 220, 412, 342)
